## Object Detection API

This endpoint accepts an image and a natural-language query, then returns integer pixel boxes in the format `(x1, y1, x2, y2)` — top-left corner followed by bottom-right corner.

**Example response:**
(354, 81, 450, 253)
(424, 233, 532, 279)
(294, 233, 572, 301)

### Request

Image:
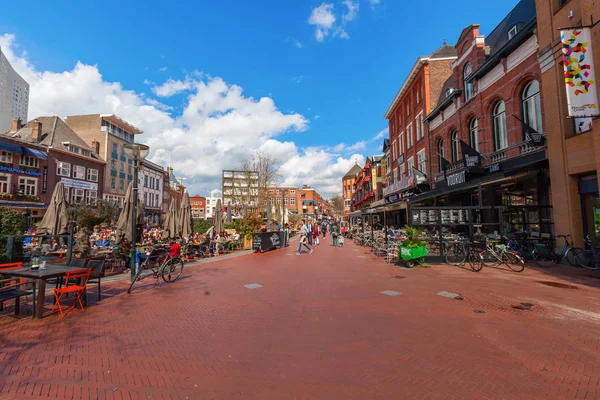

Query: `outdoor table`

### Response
(0, 265, 88, 319)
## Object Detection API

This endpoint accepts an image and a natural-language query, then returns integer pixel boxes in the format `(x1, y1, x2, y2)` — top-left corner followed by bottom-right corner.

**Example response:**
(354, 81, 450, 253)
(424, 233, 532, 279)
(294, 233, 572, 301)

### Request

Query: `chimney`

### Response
(31, 120, 42, 143)
(11, 118, 22, 132)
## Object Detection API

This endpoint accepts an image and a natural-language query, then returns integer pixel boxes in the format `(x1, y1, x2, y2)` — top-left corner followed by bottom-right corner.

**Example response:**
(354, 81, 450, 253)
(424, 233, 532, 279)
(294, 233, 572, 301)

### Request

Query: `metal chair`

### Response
(86, 260, 105, 302)
(51, 268, 91, 318)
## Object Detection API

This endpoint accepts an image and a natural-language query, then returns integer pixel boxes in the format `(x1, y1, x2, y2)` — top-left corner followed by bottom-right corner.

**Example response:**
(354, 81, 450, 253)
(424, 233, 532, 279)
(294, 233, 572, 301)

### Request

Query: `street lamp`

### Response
(123, 143, 150, 282)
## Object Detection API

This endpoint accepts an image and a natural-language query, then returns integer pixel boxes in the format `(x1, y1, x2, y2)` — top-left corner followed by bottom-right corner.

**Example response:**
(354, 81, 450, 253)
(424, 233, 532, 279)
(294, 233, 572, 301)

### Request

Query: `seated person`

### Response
(41, 239, 52, 255)
(50, 239, 60, 252)
(169, 238, 181, 258)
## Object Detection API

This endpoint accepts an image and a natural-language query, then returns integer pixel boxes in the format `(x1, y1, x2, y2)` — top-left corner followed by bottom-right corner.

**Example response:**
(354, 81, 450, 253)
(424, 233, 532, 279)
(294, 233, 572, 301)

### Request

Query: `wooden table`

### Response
(1, 265, 88, 319)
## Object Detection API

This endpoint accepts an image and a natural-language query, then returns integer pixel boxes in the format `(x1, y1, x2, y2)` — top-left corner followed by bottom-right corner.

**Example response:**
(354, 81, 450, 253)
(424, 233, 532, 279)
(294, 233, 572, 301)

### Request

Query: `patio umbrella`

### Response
(226, 202, 232, 223)
(214, 199, 224, 234)
(179, 192, 193, 238)
(162, 199, 179, 239)
(37, 182, 69, 235)
(116, 182, 136, 241)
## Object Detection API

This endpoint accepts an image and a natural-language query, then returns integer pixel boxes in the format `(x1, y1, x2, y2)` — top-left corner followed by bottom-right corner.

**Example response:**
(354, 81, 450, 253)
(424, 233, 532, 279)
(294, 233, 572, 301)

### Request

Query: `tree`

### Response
(237, 151, 281, 215)
(0, 209, 27, 262)
(329, 193, 345, 215)
(68, 200, 120, 230)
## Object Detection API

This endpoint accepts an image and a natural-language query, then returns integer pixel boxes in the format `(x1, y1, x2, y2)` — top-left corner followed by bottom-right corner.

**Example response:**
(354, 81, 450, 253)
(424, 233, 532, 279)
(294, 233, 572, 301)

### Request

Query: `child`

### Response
(338, 235, 345, 247)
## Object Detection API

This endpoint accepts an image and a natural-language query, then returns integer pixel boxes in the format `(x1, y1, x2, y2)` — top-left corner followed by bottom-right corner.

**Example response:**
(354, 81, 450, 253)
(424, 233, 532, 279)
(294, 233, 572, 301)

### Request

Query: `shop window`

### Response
(522, 80, 543, 137)
(20, 156, 39, 168)
(469, 118, 479, 151)
(464, 63, 474, 101)
(87, 168, 98, 182)
(0, 174, 10, 193)
(451, 130, 459, 162)
(0, 151, 13, 163)
(492, 101, 508, 151)
(437, 139, 445, 172)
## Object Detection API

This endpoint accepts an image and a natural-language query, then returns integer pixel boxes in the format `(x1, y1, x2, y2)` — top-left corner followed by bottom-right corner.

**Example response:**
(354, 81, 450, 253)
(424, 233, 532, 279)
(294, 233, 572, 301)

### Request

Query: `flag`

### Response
(460, 140, 482, 167)
(512, 115, 546, 146)
(411, 167, 427, 184)
(438, 153, 451, 176)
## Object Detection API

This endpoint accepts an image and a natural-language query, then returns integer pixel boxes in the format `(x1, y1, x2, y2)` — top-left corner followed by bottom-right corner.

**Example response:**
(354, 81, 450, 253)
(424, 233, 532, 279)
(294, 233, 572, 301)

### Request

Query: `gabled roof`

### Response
(455, 24, 480, 47)
(484, 0, 536, 59)
(430, 43, 458, 59)
(382, 138, 390, 153)
(343, 164, 362, 180)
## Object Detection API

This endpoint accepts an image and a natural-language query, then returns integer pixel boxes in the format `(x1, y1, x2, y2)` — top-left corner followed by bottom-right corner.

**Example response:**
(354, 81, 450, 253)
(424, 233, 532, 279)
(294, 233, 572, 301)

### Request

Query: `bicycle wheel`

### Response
(576, 250, 595, 269)
(566, 247, 583, 267)
(468, 250, 483, 272)
(161, 258, 184, 282)
(481, 249, 502, 268)
(446, 244, 466, 265)
(503, 252, 525, 272)
(535, 252, 555, 268)
(127, 266, 144, 294)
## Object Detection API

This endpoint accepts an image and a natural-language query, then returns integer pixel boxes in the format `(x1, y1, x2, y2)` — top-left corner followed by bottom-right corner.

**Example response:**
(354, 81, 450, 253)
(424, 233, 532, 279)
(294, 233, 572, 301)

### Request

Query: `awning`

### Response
(22, 147, 48, 160)
(348, 210, 363, 217)
(0, 141, 23, 155)
(302, 200, 313, 203)
(384, 201, 407, 212)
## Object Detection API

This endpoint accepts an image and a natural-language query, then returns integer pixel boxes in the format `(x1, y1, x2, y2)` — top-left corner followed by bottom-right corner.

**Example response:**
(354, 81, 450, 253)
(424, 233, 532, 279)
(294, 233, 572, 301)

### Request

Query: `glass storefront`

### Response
(580, 174, 599, 239)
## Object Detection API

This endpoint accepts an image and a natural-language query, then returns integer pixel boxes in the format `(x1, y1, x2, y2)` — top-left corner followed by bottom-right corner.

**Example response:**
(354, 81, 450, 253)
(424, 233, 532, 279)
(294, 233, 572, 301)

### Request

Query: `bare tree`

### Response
(238, 151, 281, 215)
(329, 193, 345, 216)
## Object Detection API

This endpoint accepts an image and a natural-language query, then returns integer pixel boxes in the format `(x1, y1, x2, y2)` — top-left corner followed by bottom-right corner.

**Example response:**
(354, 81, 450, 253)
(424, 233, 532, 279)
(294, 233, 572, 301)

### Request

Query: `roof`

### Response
(343, 164, 362, 180)
(484, 0, 536, 59)
(382, 138, 390, 153)
(384, 43, 457, 119)
(3, 117, 103, 160)
(437, 75, 456, 107)
(455, 24, 480, 47)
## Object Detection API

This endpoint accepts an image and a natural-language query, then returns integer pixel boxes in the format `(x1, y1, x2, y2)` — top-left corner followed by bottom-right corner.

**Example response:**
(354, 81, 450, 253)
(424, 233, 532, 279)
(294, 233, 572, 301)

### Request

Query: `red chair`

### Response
(50, 268, 91, 318)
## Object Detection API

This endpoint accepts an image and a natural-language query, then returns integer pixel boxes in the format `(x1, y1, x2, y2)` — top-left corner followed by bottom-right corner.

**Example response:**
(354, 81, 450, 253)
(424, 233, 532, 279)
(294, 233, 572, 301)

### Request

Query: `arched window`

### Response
(464, 63, 474, 101)
(437, 139, 445, 172)
(468, 118, 479, 151)
(492, 101, 508, 151)
(451, 130, 459, 162)
(522, 80, 543, 136)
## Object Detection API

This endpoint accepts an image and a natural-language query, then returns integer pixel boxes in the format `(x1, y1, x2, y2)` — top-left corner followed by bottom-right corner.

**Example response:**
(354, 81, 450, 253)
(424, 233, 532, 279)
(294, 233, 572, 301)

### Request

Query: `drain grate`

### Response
(513, 302, 534, 311)
(537, 281, 578, 289)
(474, 309, 486, 314)
(393, 275, 405, 279)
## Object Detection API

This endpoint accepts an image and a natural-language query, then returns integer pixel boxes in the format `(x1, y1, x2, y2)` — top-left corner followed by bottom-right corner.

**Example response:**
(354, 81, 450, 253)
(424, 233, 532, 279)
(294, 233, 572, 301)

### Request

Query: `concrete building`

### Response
(140, 159, 164, 224)
(222, 170, 259, 215)
(0, 47, 29, 133)
(190, 195, 206, 219)
(205, 189, 222, 219)
(65, 114, 142, 207)
(535, 0, 600, 244)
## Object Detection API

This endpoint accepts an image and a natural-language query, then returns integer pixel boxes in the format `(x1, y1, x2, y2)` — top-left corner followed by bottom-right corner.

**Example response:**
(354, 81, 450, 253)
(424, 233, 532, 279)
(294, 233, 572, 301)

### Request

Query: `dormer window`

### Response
(445, 88, 454, 98)
(508, 25, 518, 40)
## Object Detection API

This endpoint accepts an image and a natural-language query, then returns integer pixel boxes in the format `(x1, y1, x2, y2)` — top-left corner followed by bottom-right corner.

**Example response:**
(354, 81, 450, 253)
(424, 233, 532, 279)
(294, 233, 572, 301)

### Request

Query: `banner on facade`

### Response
(460, 140, 482, 167)
(61, 177, 98, 191)
(561, 28, 600, 117)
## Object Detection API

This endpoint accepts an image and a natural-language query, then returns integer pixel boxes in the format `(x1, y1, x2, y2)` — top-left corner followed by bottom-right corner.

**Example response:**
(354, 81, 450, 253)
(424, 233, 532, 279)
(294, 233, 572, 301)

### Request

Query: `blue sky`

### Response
(0, 0, 520, 196)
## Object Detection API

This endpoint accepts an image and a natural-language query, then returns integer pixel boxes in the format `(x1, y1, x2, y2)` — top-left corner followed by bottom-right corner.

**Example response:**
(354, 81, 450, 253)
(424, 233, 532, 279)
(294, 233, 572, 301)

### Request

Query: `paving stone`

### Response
(436, 291, 460, 299)
(244, 283, 263, 289)
(380, 290, 402, 297)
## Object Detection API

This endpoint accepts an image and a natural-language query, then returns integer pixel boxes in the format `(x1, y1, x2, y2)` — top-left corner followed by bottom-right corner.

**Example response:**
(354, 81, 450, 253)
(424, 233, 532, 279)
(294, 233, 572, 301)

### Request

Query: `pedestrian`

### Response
(332, 223, 339, 247)
(338, 234, 345, 247)
(322, 220, 327, 238)
(297, 220, 313, 255)
(313, 222, 320, 245)
(307, 219, 314, 245)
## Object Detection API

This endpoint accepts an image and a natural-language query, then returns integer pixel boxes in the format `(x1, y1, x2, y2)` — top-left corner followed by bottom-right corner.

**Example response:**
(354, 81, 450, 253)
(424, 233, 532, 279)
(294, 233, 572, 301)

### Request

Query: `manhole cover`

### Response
(520, 302, 534, 308)
(393, 275, 405, 279)
(536, 281, 578, 289)
(474, 309, 486, 314)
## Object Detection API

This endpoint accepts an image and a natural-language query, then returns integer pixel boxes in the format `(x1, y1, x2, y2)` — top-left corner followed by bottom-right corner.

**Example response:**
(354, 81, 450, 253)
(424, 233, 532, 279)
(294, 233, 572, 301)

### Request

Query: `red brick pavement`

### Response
(1, 237, 600, 399)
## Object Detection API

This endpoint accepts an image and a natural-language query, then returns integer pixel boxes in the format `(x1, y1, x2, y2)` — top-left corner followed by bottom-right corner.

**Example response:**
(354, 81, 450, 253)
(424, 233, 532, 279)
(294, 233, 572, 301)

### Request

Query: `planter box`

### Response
(400, 245, 427, 260)
(243, 237, 253, 250)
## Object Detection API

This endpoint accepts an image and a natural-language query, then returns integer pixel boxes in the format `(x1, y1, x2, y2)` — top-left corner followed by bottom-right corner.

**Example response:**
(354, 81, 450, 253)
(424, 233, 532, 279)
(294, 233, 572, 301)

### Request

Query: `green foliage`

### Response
(68, 200, 120, 230)
(401, 226, 427, 248)
(224, 221, 242, 231)
(193, 218, 213, 234)
(238, 214, 263, 239)
(0, 209, 27, 262)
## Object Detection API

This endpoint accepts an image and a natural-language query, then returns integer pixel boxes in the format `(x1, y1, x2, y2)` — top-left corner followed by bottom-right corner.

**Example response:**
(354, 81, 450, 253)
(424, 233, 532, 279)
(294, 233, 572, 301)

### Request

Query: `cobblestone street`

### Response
(2, 239, 600, 399)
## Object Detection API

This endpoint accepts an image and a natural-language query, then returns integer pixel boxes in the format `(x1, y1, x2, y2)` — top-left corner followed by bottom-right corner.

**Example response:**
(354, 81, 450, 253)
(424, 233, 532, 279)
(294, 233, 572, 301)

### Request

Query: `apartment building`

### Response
(222, 170, 259, 215)
(190, 195, 206, 219)
(140, 159, 164, 224)
(205, 189, 222, 219)
(0, 46, 29, 132)
(65, 114, 142, 207)
(267, 186, 298, 214)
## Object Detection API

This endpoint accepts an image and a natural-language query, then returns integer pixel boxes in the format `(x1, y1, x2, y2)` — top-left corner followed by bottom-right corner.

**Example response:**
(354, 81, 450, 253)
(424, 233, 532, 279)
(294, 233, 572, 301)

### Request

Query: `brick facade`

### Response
(190, 195, 206, 219)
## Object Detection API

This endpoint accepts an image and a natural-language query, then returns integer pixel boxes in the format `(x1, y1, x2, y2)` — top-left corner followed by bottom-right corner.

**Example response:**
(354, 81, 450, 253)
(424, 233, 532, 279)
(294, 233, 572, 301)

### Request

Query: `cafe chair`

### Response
(50, 268, 91, 319)
(86, 260, 105, 302)
(0, 262, 35, 312)
(0, 278, 35, 317)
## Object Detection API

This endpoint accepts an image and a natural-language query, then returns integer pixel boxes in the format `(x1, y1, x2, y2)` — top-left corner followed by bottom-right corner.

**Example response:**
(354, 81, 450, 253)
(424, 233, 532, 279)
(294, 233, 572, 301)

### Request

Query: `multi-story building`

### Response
(383, 42, 457, 222)
(267, 186, 298, 215)
(205, 189, 222, 219)
(140, 159, 164, 224)
(222, 170, 259, 215)
(414, 0, 550, 235)
(2, 117, 105, 220)
(190, 195, 206, 219)
(342, 164, 362, 220)
(297, 185, 332, 219)
(352, 156, 384, 210)
(535, 0, 600, 244)
(166, 167, 185, 209)
(65, 114, 142, 207)
(0, 47, 29, 132)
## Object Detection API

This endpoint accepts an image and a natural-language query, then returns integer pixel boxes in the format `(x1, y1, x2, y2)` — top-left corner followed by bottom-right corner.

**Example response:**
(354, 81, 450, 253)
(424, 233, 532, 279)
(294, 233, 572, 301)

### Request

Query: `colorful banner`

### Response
(561, 28, 600, 117)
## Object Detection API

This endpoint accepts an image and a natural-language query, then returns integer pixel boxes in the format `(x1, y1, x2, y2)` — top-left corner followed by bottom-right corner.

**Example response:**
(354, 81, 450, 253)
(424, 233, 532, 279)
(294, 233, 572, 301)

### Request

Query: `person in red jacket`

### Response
(169, 238, 181, 258)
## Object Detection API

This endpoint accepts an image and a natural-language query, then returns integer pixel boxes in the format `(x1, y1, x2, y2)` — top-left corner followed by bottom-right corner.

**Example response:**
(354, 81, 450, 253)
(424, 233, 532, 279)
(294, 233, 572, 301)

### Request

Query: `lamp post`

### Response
(123, 143, 150, 282)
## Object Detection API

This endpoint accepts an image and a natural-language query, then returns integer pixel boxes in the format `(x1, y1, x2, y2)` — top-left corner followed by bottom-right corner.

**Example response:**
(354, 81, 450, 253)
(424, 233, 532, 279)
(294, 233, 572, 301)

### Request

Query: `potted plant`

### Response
(399, 226, 428, 267)
(238, 214, 263, 249)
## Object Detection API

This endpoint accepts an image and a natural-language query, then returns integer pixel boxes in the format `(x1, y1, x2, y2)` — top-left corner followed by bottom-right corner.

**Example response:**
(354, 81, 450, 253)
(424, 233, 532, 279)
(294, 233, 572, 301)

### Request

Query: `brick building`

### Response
(342, 164, 362, 222)
(267, 185, 332, 220)
(383, 43, 457, 226)
(350, 156, 384, 225)
(535, 0, 600, 244)
(412, 0, 551, 236)
(190, 195, 206, 219)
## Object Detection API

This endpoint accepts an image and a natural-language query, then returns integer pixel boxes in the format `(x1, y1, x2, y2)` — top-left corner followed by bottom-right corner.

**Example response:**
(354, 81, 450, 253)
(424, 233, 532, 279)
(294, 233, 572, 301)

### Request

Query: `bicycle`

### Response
(575, 235, 600, 270)
(534, 234, 582, 268)
(481, 238, 525, 272)
(127, 246, 184, 293)
(445, 234, 468, 266)
(466, 241, 485, 272)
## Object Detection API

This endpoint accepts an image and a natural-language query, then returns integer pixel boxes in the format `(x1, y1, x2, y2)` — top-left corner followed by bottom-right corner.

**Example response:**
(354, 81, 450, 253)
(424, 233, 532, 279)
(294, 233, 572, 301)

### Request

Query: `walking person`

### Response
(307, 219, 314, 246)
(322, 220, 327, 239)
(331, 223, 339, 247)
(313, 222, 320, 245)
(296, 220, 313, 255)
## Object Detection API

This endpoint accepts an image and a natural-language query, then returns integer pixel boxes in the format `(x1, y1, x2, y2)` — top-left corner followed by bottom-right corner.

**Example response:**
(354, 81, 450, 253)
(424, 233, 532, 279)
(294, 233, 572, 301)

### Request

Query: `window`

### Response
(20, 156, 39, 168)
(119, 179, 125, 190)
(284, 197, 289, 205)
(87, 168, 98, 182)
(86, 190, 98, 204)
(416, 87, 420, 104)
(0, 174, 10, 193)
(451, 130, 459, 162)
(492, 101, 508, 150)
(437, 140, 445, 172)
(400, 163, 406, 177)
(468, 118, 479, 151)
(416, 114, 424, 141)
(508, 25, 518, 40)
(144, 175, 148, 187)
(407, 123, 413, 148)
(18, 177, 37, 196)
(110, 177, 116, 189)
(112, 142, 118, 153)
(407, 156, 414, 171)
(417, 150, 426, 173)
(393, 168, 398, 183)
(464, 63, 474, 101)
(290, 190, 295, 194)
(64, 187, 70, 201)
(522, 80, 543, 136)
(71, 188, 84, 203)
(111, 159, 117, 170)
(0, 151, 13, 163)
(290, 197, 296, 205)
(268, 189, 274, 194)
(57, 162, 71, 177)
(400, 132, 404, 154)
(276, 197, 281, 205)
(345, 199, 351, 208)
(73, 165, 86, 179)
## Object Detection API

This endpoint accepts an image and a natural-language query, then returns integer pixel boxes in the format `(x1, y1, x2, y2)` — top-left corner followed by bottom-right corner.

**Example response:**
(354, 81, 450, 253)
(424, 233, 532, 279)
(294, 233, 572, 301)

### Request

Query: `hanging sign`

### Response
(0, 165, 42, 176)
(42, 166, 48, 193)
(460, 140, 482, 168)
(561, 28, 600, 117)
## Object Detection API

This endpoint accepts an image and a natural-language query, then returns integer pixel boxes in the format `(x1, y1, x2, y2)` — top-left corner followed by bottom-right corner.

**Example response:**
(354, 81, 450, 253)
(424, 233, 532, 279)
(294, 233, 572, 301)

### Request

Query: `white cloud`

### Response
(333, 141, 366, 153)
(143, 79, 153, 85)
(0, 33, 362, 197)
(295, 40, 303, 48)
(291, 75, 303, 84)
(151, 77, 194, 97)
(372, 127, 388, 141)
(158, 66, 168, 72)
(368, 0, 380, 7)
(314, 115, 320, 119)
(308, 3, 336, 42)
(342, 0, 359, 22)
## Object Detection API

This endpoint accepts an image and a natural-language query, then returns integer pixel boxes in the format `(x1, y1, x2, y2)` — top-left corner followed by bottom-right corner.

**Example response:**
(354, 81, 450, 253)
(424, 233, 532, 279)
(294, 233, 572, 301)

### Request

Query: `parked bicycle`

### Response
(534, 234, 582, 268)
(575, 235, 600, 271)
(481, 238, 525, 272)
(444, 237, 484, 272)
(127, 245, 184, 293)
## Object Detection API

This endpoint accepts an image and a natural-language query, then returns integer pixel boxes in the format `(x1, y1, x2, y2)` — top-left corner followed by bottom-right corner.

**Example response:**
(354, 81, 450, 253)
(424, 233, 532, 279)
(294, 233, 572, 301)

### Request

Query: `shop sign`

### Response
(389, 194, 400, 202)
(61, 177, 98, 191)
(0, 165, 42, 177)
(447, 170, 466, 186)
(42, 166, 48, 193)
(487, 163, 501, 173)
(561, 28, 600, 117)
